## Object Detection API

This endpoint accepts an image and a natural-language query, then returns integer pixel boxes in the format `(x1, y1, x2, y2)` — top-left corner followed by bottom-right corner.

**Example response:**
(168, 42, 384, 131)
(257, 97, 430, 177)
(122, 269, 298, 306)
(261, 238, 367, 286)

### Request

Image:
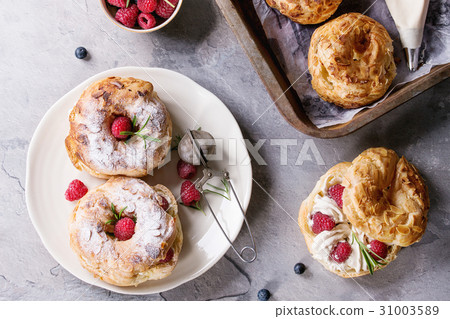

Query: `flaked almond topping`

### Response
(92, 90, 104, 98)
(396, 225, 410, 235)
(111, 80, 124, 89)
(103, 91, 111, 101)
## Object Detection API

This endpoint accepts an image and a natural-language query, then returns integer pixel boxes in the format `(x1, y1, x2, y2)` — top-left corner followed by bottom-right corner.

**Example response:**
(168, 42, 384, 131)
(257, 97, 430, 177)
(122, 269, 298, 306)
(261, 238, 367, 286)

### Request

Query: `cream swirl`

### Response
(309, 194, 346, 226)
(310, 223, 369, 273)
(308, 190, 369, 273)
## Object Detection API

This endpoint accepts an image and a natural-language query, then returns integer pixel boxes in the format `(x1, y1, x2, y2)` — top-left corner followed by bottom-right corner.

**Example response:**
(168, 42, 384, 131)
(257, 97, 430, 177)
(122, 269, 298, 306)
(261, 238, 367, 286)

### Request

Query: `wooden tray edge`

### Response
(216, 0, 450, 138)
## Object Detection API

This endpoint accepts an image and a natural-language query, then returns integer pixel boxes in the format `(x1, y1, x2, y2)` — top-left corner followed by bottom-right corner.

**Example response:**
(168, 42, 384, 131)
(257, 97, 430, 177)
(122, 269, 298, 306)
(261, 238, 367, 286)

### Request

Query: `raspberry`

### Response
(138, 12, 156, 29)
(111, 116, 132, 139)
(137, 0, 157, 13)
(159, 248, 174, 263)
(155, 0, 179, 19)
(114, 217, 135, 241)
(177, 159, 197, 179)
(368, 240, 388, 260)
(115, 4, 139, 28)
(328, 184, 345, 208)
(330, 241, 352, 263)
(65, 179, 88, 201)
(157, 195, 170, 211)
(107, 0, 127, 7)
(180, 180, 201, 206)
(311, 212, 335, 234)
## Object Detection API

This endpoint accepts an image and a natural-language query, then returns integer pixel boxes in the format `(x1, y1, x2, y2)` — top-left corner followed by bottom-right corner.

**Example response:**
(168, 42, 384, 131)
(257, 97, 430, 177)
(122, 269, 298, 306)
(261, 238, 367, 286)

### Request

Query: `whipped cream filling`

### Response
(307, 183, 370, 274)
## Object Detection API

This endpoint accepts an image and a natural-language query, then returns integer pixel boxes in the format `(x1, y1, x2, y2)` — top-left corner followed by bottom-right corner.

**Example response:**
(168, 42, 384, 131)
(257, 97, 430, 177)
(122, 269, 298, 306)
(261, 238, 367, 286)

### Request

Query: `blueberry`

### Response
(294, 263, 306, 274)
(75, 47, 88, 59)
(257, 289, 270, 301)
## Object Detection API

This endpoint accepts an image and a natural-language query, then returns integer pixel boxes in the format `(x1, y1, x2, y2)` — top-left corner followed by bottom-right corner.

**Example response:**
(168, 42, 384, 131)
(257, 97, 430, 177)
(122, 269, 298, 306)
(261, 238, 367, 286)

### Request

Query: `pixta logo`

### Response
(148, 137, 325, 175)
(244, 138, 325, 166)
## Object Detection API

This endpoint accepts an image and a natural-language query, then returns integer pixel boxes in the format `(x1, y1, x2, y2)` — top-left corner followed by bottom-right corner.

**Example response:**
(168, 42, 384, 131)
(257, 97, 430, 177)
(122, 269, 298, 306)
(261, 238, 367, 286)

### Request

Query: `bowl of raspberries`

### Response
(101, 0, 182, 32)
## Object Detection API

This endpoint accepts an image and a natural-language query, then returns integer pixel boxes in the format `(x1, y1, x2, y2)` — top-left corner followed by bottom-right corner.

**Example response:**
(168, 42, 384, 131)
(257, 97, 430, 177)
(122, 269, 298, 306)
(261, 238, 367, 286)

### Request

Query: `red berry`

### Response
(157, 195, 170, 211)
(65, 179, 88, 201)
(114, 217, 135, 241)
(180, 180, 201, 206)
(368, 240, 388, 260)
(311, 212, 335, 234)
(115, 4, 139, 28)
(111, 117, 132, 139)
(177, 159, 197, 179)
(107, 0, 127, 8)
(330, 241, 352, 263)
(328, 184, 345, 208)
(155, 0, 179, 19)
(159, 248, 174, 263)
(137, 0, 157, 13)
(138, 12, 156, 29)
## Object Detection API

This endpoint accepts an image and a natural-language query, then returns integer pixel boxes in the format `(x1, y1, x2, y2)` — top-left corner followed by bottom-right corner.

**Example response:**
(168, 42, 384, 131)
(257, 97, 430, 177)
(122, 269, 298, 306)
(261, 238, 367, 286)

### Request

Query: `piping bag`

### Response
(385, 0, 430, 72)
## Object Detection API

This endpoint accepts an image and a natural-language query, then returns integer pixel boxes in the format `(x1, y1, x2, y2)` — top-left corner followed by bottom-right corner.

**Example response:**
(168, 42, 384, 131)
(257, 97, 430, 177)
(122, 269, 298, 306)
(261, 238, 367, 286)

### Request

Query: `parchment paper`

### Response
(252, 0, 450, 128)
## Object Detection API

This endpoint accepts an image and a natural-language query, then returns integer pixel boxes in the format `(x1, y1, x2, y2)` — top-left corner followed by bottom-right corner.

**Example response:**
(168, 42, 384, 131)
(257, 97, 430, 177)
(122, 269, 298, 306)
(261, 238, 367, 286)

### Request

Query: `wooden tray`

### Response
(215, 0, 450, 138)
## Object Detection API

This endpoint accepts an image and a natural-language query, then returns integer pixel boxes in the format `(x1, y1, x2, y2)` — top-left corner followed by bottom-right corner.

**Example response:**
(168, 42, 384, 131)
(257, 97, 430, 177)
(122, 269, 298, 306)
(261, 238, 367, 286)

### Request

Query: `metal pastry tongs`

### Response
(186, 130, 257, 263)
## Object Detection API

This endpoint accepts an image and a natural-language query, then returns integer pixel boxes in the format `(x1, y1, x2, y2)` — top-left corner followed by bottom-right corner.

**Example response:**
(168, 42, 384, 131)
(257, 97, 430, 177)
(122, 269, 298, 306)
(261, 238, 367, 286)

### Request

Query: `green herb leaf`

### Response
(179, 201, 205, 215)
(171, 134, 182, 151)
(132, 115, 137, 129)
(109, 203, 129, 223)
(163, 0, 175, 8)
(222, 178, 230, 193)
(119, 115, 160, 149)
(126, 0, 130, 7)
(352, 232, 387, 275)
(119, 131, 135, 136)
(204, 189, 230, 200)
(193, 201, 206, 215)
(203, 178, 231, 201)
(137, 115, 151, 134)
(118, 206, 127, 219)
(206, 183, 226, 192)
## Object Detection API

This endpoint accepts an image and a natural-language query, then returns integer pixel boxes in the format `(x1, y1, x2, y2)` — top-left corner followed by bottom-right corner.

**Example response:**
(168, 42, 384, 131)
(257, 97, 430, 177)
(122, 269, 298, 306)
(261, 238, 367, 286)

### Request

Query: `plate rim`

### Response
(25, 66, 253, 295)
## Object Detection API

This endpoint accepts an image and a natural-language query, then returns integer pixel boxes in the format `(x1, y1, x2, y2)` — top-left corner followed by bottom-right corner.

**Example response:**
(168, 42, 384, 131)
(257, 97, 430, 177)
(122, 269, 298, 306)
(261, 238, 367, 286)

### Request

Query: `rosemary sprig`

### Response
(171, 134, 182, 151)
(163, 0, 175, 8)
(179, 201, 205, 215)
(180, 178, 231, 216)
(351, 232, 387, 275)
(106, 203, 128, 225)
(120, 115, 161, 149)
(204, 178, 231, 200)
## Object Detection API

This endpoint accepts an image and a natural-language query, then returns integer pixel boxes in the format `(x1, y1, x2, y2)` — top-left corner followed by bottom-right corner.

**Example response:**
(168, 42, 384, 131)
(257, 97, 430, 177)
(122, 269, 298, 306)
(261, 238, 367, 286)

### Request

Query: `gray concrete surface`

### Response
(0, 0, 449, 301)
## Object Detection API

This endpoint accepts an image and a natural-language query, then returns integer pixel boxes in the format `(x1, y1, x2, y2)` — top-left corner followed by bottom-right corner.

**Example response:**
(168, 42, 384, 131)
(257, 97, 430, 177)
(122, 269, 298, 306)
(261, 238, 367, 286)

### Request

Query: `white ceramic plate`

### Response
(26, 67, 253, 295)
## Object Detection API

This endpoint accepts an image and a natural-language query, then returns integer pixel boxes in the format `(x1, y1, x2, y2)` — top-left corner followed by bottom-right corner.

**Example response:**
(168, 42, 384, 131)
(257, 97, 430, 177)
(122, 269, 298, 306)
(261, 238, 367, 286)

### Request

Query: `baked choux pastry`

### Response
(299, 148, 429, 278)
(69, 177, 183, 286)
(65, 77, 172, 179)
(342, 148, 429, 247)
(308, 13, 397, 108)
(266, 0, 342, 25)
